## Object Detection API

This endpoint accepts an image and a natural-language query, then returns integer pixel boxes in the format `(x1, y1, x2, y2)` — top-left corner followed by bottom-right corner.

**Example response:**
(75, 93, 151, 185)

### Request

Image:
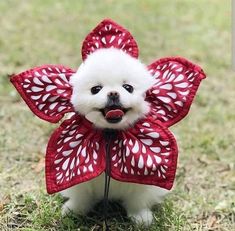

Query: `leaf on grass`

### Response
(217, 163, 234, 173)
(207, 214, 218, 229)
(197, 154, 213, 166)
(0, 194, 11, 211)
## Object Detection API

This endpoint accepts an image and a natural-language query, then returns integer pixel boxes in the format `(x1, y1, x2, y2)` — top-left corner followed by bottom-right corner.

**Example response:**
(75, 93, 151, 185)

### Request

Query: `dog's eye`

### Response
(122, 84, 134, 93)
(91, 85, 103, 94)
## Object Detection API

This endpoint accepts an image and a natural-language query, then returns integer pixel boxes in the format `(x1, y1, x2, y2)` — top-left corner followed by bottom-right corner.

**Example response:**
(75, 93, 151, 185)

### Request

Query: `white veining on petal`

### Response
(175, 82, 188, 88)
(138, 155, 144, 169)
(23, 84, 30, 88)
(112, 154, 117, 161)
(157, 96, 171, 103)
(143, 122, 150, 127)
(42, 75, 52, 83)
(42, 93, 50, 102)
(62, 150, 73, 156)
(101, 37, 106, 44)
(46, 85, 57, 91)
(49, 102, 58, 110)
(85, 154, 90, 164)
(179, 90, 190, 96)
(147, 132, 160, 138)
(70, 157, 75, 169)
(58, 106, 66, 112)
(95, 42, 99, 48)
(83, 166, 87, 173)
(160, 141, 169, 146)
(154, 155, 162, 164)
(175, 101, 183, 107)
(163, 70, 169, 79)
(35, 71, 40, 77)
(125, 147, 130, 157)
(150, 147, 161, 153)
(160, 166, 166, 173)
(88, 164, 93, 172)
(160, 83, 172, 90)
(174, 74, 184, 82)
(142, 145, 147, 154)
(69, 140, 81, 148)
(54, 158, 63, 164)
(131, 156, 135, 167)
(93, 150, 98, 160)
(118, 38, 122, 45)
(31, 95, 41, 100)
(144, 168, 148, 175)
(81, 147, 86, 157)
(132, 141, 139, 153)
(32, 86, 43, 92)
(167, 73, 175, 82)
(76, 134, 83, 139)
(33, 77, 44, 85)
(157, 110, 166, 115)
(152, 89, 160, 94)
(48, 96, 59, 102)
(140, 139, 153, 146)
(64, 136, 73, 143)
(42, 69, 49, 75)
(56, 173, 63, 180)
(167, 92, 177, 99)
(62, 158, 70, 170)
(38, 104, 45, 110)
(147, 155, 153, 167)
(58, 73, 68, 83)
(109, 35, 115, 43)
(175, 67, 183, 72)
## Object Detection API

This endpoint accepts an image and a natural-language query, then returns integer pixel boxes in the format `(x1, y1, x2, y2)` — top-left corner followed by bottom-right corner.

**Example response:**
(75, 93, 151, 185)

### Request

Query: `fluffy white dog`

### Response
(61, 48, 169, 225)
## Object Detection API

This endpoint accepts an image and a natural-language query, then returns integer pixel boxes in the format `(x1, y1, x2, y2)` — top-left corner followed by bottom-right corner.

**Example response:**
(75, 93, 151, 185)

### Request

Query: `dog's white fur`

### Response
(70, 48, 154, 129)
(62, 48, 169, 226)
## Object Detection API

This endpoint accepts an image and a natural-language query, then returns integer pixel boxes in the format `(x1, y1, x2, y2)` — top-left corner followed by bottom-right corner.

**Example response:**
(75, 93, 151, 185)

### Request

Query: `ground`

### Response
(0, 0, 234, 230)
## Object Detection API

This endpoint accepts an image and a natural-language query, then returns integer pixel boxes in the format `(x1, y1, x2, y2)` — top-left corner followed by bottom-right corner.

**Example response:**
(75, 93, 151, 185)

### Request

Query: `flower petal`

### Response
(46, 114, 105, 194)
(10, 65, 75, 123)
(110, 118, 178, 190)
(146, 57, 206, 127)
(82, 19, 138, 60)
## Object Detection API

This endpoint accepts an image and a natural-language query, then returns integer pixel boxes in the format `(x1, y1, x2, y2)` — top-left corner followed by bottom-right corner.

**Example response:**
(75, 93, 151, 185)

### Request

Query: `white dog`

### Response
(61, 48, 169, 225)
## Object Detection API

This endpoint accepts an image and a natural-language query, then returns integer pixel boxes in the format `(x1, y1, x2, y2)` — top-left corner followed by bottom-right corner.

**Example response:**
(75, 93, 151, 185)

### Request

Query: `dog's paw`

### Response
(129, 208, 153, 226)
(61, 200, 88, 217)
(61, 203, 72, 216)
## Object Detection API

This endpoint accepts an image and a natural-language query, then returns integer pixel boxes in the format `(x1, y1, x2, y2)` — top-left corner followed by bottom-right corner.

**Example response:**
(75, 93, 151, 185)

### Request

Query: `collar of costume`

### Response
(10, 19, 206, 194)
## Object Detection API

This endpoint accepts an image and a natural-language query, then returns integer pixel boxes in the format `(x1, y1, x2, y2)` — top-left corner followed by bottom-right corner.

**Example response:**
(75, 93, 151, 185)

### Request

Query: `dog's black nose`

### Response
(108, 91, 120, 101)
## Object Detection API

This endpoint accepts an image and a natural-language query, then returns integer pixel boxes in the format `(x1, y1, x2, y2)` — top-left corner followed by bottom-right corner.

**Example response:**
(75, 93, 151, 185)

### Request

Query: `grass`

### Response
(0, 0, 234, 230)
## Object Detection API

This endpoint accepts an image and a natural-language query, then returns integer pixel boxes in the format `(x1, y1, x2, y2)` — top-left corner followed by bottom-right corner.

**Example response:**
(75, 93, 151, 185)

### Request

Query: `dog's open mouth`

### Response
(100, 106, 129, 123)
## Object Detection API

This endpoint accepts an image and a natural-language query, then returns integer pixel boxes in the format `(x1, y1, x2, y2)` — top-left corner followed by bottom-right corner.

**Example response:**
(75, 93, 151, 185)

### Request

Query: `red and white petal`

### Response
(82, 19, 138, 60)
(110, 118, 178, 190)
(46, 114, 105, 194)
(10, 65, 75, 123)
(146, 57, 206, 127)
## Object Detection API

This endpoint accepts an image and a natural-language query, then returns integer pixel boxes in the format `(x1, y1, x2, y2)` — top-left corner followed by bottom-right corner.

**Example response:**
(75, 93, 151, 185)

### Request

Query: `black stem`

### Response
(103, 129, 117, 231)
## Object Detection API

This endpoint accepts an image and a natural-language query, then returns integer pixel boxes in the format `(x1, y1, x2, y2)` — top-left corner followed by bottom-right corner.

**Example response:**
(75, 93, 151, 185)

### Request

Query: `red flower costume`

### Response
(11, 19, 206, 194)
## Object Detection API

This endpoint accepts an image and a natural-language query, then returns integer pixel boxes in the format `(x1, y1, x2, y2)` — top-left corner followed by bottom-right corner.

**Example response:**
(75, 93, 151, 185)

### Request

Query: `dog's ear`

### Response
(82, 19, 139, 60)
(146, 57, 206, 127)
(10, 65, 76, 123)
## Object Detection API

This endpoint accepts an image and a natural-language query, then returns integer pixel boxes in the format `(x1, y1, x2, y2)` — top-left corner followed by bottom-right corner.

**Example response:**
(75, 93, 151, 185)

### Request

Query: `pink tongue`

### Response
(105, 109, 124, 119)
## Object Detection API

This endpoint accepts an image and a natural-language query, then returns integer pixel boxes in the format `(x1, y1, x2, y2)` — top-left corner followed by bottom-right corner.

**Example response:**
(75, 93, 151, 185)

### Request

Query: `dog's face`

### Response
(70, 48, 155, 129)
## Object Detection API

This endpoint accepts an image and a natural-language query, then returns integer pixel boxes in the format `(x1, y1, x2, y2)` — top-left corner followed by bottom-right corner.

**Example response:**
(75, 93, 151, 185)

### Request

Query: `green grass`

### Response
(0, 0, 234, 230)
